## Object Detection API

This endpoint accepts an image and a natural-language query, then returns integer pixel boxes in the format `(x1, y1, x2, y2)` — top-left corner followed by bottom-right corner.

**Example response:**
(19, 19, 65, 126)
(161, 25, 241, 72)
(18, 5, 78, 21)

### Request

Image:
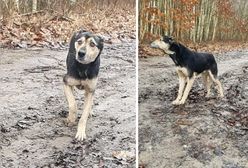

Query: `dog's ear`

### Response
(98, 36, 104, 43)
(95, 35, 104, 45)
(78, 28, 87, 34)
(95, 35, 104, 49)
(168, 36, 175, 44)
(74, 29, 85, 37)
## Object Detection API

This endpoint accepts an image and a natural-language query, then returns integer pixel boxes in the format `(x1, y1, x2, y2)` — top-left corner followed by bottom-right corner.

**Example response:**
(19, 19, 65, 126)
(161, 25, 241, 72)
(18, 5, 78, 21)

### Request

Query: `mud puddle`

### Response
(0, 41, 136, 167)
(139, 51, 248, 168)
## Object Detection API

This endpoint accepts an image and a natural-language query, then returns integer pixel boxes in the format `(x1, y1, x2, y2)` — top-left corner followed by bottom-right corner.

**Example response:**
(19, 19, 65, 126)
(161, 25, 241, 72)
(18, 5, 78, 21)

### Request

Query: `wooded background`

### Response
(0, 0, 135, 19)
(0, 0, 135, 48)
(139, 0, 248, 43)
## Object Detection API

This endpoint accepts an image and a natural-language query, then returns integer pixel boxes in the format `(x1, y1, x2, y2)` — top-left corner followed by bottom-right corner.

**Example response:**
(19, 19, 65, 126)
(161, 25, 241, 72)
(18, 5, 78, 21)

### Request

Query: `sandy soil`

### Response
(0, 41, 136, 167)
(139, 50, 248, 168)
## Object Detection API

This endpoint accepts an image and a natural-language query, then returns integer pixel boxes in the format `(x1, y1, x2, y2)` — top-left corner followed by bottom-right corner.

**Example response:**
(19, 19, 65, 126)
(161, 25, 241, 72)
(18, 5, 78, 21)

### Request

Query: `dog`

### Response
(63, 29, 103, 140)
(151, 36, 224, 105)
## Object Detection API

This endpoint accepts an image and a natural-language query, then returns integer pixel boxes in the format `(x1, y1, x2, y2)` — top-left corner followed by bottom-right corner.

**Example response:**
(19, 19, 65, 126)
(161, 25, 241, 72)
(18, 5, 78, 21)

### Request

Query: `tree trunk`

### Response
(32, 0, 37, 12)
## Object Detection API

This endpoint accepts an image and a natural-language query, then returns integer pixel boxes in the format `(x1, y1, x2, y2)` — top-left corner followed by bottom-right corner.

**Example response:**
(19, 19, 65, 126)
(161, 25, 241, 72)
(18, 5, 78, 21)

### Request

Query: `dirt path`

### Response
(139, 51, 248, 168)
(0, 41, 136, 167)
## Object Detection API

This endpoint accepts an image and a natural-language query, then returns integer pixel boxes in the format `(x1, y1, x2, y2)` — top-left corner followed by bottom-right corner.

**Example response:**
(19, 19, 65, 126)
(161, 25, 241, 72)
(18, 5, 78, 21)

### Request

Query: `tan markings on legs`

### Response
(75, 77, 98, 141)
(202, 72, 213, 97)
(81, 78, 98, 117)
(63, 84, 77, 124)
(75, 91, 94, 141)
(208, 70, 224, 98)
(177, 74, 196, 105)
(172, 70, 187, 104)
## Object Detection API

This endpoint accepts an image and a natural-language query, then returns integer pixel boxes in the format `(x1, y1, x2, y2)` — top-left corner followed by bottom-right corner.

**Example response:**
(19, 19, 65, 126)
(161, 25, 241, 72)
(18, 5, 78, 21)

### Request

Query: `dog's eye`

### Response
(77, 40, 83, 45)
(89, 41, 95, 47)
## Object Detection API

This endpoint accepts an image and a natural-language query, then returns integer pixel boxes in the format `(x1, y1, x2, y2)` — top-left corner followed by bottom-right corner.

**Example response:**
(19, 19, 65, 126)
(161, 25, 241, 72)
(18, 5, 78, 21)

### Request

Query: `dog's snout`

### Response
(150, 42, 158, 48)
(79, 48, 86, 53)
(78, 48, 86, 58)
(78, 51, 85, 58)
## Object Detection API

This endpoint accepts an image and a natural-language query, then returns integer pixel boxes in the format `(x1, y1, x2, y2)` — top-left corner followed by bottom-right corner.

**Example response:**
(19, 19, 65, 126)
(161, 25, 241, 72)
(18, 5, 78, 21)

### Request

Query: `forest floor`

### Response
(0, 41, 136, 167)
(139, 50, 248, 168)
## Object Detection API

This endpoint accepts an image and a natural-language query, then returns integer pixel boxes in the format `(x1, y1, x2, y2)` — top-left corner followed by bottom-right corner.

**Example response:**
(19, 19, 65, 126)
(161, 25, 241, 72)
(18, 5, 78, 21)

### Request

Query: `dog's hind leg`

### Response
(177, 75, 196, 105)
(202, 72, 212, 97)
(208, 70, 224, 98)
(63, 84, 77, 125)
(172, 71, 186, 104)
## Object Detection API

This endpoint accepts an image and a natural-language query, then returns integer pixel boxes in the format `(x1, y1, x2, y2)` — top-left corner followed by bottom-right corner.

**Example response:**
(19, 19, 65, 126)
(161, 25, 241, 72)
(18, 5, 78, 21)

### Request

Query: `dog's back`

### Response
(170, 43, 218, 78)
(188, 50, 218, 78)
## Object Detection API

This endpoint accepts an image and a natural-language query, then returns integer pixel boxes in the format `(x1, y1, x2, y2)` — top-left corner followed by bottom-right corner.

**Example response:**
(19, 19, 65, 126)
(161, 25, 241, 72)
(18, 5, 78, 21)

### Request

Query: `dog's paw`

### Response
(172, 100, 179, 105)
(64, 117, 77, 127)
(172, 99, 183, 105)
(205, 94, 211, 98)
(75, 128, 86, 141)
(218, 94, 224, 98)
(172, 100, 185, 105)
(178, 100, 185, 105)
(89, 111, 95, 118)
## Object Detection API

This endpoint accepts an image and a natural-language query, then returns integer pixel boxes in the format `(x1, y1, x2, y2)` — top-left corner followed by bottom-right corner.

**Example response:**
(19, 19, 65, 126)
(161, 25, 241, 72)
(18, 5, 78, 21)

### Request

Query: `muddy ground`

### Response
(139, 51, 248, 168)
(0, 41, 136, 167)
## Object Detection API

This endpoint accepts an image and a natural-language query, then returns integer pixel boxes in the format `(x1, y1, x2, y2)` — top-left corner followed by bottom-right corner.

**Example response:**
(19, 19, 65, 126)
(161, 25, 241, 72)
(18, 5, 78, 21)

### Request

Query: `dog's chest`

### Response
(78, 69, 89, 78)
(64, 75, 98, 92)
(73, 60, 100, 80)
(176, 67, 188, 76)
(78, 78, 98, 92)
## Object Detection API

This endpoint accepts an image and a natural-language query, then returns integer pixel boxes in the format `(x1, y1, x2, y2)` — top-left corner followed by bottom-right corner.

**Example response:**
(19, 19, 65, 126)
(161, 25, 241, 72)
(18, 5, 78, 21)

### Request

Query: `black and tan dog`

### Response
(63, 30, 103, 141)
(151, 36, 224, 105)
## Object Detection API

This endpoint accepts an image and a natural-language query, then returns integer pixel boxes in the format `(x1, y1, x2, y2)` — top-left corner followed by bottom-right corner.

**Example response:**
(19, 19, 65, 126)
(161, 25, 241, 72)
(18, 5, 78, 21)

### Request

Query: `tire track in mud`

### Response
(0, 42, 136, 168)
(139, 51, 248, 168)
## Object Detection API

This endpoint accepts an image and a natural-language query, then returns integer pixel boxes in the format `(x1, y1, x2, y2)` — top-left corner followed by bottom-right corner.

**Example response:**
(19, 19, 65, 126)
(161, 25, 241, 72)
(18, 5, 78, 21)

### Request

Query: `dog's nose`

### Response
(78, 51, 85, 58)
(78, 48, 86, 58)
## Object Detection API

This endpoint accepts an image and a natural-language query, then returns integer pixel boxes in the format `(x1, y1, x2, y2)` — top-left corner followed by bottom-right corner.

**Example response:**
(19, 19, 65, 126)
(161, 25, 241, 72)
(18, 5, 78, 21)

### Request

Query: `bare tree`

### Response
(139, 0, 248, 42)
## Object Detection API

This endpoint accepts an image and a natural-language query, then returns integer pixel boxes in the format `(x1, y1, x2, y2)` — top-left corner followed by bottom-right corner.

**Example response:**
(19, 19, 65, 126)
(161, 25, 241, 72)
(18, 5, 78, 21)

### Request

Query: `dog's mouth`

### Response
(76, 51, 88, 64)
(150, 41, 175, 55)
(77, 47, 86, 62)
(76, 52, 92, 64)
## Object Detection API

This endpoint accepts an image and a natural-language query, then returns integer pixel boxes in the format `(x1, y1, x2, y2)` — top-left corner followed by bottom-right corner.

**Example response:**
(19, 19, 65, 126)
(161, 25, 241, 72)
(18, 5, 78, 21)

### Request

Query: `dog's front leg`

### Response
(63, 84, 77, 125)
(75, 90, 94, 141)
(172, 72, 186, 104)
(178, 75, 196, 105)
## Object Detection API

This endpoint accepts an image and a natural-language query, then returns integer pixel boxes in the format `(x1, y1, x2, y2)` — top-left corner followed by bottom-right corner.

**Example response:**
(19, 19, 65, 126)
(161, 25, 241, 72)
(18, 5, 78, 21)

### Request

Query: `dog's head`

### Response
(72, 30, 104, 64)
(150, 35, 175, 55)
